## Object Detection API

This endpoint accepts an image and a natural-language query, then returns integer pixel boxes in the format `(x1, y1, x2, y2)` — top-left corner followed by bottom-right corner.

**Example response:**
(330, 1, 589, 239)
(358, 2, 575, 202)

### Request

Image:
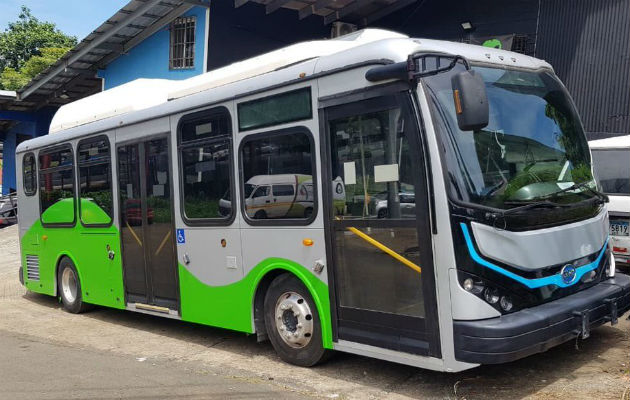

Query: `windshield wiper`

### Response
(494, 200, 572, 217)
(544, 181, 609, 202)
(486, 192, 606, 221)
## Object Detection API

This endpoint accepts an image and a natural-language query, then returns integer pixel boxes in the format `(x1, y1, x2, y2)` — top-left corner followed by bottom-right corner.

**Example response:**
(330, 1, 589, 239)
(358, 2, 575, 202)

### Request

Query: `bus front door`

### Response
(117, 137, 179, 311)
(322, 92, 440, 357)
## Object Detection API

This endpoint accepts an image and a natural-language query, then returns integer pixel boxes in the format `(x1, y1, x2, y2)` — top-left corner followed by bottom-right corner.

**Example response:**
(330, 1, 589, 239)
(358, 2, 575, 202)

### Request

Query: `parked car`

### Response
(0, 193, 17, 227)
(373, 192, 416, 218)
(590, 135, 630, 268)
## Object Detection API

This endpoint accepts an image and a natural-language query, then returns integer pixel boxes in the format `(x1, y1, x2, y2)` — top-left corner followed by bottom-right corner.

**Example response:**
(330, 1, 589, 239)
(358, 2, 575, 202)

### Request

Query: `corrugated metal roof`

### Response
(14, 0, 208, 109)
(240, 0, 417, 24)
(6, 0, 415, 112)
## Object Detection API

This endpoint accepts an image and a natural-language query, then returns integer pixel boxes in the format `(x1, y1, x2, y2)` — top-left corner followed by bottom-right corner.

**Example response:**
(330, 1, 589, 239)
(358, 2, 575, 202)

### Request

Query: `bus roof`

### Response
(589, 134, 630, 149)
(18, 29, 552, 154)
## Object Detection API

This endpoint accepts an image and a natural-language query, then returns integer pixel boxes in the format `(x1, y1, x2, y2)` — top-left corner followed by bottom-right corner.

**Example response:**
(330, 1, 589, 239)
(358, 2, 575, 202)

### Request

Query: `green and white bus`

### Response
(17, 29, 630, 372)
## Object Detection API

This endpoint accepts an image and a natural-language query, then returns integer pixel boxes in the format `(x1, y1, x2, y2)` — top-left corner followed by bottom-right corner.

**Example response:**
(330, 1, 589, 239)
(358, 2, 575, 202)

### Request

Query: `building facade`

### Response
(374, 0, 630, 140)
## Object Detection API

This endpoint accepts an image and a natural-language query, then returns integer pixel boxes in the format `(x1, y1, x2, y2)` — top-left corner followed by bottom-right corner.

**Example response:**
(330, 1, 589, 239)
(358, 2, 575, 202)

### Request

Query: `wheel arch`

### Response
(250, 258, 333, 349)
(53, 252, 83, 297)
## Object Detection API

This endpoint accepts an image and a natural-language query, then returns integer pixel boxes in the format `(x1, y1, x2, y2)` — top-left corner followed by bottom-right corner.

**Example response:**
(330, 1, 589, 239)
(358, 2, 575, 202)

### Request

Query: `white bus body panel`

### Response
(471, 210, 608, 271)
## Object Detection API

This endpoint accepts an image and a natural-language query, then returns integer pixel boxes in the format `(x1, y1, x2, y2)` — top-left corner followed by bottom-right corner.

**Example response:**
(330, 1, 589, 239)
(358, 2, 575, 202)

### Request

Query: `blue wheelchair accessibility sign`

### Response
(176, 229, 185, 244)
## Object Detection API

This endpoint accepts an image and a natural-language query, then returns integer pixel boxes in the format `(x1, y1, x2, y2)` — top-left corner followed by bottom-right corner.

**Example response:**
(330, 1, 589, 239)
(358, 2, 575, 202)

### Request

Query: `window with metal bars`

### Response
(169, 16, 196, 69)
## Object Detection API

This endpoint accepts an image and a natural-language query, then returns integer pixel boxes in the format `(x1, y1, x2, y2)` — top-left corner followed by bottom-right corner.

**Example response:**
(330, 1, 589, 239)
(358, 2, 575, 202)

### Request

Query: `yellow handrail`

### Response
(346, 226, 421, 274)
(155, 230, 172, 256)
(125, 220, 142, 247)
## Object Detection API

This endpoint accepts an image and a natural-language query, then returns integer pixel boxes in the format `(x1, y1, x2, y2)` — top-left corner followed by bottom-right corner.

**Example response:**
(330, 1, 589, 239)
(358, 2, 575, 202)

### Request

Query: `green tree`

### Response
(1, 47, 70, 90)
(0, 6, 76, 89)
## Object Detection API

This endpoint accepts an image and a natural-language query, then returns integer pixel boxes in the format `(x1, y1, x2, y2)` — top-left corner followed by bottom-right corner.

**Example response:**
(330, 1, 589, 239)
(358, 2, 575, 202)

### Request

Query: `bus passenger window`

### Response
(39, 146, 75, 225)
(23, 153, 37, 196)
(240, 130, 315, 221)
(179, 108, 233, 222)
(78, 138, 112, 225)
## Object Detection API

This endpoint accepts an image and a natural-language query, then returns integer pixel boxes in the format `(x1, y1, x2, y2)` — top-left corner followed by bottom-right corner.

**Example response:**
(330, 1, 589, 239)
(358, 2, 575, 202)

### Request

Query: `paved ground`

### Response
(0, 330, 312, 400)
(1, 224, 629, 399)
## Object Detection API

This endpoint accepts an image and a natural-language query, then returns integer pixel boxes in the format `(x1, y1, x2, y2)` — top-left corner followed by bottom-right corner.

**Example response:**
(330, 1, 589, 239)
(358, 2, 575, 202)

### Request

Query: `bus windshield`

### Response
(591, 148, 630, 195)
(423, 65, 596, 210)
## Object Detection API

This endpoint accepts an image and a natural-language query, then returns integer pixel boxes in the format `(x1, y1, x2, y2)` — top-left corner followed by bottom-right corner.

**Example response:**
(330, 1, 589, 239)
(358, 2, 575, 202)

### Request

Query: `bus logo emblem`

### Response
(176, 229, 185, 244)
(560, 264, 577, 284)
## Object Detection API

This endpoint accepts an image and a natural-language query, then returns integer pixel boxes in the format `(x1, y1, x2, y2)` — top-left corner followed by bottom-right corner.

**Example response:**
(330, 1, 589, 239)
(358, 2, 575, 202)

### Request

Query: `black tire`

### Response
(254, 210, 267, 219)
(57, 258, 92, 314)
(377, 208, 388, 218)
(264, 274, 330, 367)
(18, 266, 24, 286)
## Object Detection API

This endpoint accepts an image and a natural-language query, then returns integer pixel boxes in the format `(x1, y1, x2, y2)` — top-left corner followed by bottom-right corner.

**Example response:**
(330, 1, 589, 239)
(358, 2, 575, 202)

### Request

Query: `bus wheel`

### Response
(264, 274, 329, 367)
(57, 258, 91, 314)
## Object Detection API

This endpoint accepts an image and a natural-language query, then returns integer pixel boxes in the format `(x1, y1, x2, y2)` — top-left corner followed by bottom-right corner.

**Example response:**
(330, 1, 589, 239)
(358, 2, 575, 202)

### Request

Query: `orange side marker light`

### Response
(453, 89, 463, 114)
(302, 238, 314, 247)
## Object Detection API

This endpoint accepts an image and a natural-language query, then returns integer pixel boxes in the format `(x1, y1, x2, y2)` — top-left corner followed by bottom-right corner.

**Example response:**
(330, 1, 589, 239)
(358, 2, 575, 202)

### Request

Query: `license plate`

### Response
(610, 221, 629, 236)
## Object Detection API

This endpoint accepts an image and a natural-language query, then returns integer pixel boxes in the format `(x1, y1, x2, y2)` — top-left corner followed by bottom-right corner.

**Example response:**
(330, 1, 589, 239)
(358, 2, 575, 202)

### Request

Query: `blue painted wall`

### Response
(98, 6, 207, 90)
(1, 108, 56, 195)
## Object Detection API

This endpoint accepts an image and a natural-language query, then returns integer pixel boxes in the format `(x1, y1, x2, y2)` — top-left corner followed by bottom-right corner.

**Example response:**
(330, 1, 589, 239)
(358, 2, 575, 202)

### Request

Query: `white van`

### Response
(590, 135, 630, 267)
(243, 174, 314, 219)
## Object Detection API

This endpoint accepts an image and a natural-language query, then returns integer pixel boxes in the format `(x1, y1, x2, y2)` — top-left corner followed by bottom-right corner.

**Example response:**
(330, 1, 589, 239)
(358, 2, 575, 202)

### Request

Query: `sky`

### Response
(0, 0, 130, 41)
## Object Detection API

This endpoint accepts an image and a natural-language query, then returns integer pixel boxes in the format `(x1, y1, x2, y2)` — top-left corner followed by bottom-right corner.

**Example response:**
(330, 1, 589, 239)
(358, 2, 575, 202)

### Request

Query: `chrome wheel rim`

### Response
(61, 267, 78, 304)
(274, 291, 314, 348)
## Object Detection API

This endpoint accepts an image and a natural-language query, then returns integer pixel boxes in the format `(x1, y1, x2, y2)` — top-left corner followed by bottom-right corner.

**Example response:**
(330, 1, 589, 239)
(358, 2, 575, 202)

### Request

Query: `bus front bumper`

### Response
(453, 274, 630, 364)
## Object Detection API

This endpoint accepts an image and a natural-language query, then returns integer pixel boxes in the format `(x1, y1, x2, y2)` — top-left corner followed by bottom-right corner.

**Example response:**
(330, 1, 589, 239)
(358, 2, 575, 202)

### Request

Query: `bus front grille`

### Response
(25, 255, 40, 281)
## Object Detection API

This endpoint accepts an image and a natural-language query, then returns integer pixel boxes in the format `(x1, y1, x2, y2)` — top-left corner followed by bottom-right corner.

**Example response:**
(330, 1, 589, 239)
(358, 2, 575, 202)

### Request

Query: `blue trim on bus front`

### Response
(460, 223, 609, 289)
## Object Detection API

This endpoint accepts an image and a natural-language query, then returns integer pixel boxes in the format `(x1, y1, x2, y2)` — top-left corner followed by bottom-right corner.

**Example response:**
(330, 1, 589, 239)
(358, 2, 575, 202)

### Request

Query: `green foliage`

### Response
(82, 191, 113, 216)
(184, 197, 220, 219)
(0, 6, 76, 89)
(0, 67, 28, 91)
(0, 47, 70, 90)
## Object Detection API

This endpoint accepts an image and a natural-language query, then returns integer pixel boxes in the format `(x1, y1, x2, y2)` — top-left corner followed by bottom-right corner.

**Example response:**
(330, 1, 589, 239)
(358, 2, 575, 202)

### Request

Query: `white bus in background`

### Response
(590, 135, 630, 268)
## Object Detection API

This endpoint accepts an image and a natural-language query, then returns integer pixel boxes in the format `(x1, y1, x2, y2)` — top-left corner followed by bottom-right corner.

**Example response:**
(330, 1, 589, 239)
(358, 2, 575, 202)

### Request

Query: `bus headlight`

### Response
(458, 271, 521, 314)
(484, 287, 500, 304)
(500, 296, 513, 311)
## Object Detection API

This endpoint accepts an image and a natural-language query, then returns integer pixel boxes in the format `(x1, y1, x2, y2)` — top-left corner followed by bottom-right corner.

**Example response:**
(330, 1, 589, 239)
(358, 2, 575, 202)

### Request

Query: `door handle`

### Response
(265, 200, 271, 203)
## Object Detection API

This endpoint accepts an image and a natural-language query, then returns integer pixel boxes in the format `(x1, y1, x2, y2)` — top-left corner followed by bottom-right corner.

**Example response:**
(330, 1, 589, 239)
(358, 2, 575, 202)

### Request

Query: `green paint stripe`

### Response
(179, 258, 333, 349)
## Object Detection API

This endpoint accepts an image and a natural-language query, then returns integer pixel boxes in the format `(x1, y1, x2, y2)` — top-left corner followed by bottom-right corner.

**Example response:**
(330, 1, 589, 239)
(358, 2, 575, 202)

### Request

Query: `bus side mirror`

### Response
(451, 70, 489, 131)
